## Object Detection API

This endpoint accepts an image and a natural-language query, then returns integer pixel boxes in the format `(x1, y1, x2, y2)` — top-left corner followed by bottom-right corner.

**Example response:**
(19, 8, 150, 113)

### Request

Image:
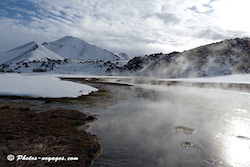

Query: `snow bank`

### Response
(161, 74, 250, 84)
(0, 74, 98, 98)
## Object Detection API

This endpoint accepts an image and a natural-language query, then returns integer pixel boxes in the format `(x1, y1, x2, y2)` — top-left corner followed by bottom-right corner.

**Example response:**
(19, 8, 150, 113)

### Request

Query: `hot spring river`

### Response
(88, 85, 250, 167)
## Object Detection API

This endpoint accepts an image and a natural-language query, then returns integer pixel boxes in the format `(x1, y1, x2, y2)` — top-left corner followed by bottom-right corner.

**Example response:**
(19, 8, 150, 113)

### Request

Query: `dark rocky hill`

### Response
(120, 38, 250, 78)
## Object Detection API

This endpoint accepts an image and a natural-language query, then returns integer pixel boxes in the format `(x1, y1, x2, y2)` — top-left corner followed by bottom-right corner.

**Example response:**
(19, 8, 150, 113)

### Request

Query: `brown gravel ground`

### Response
(0, 105, 102, 167)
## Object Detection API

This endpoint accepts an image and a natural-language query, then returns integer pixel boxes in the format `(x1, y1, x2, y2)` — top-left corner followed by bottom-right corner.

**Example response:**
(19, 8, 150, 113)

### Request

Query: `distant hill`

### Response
(120, 38, 250, 78)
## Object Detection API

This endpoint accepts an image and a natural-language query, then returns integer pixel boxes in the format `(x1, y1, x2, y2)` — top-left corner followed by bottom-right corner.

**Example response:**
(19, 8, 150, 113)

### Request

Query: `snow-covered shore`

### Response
(0, 74, 98, 98)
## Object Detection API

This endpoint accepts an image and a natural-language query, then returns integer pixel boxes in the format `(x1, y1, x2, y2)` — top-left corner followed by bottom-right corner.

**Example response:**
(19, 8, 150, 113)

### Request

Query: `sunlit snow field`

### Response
(0, 74, 98, 98)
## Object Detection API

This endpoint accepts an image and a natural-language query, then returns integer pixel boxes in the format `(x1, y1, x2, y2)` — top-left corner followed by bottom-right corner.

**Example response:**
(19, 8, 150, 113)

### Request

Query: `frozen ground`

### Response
(0, 74, 98, 98)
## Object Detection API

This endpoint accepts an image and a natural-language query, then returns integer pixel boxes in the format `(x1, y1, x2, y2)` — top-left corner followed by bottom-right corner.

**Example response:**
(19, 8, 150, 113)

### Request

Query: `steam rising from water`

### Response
(89, 84, 250, 167)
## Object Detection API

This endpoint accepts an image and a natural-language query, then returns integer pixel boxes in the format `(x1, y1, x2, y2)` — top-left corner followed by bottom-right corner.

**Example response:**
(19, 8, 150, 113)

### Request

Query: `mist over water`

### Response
(89, 85, 250, 167)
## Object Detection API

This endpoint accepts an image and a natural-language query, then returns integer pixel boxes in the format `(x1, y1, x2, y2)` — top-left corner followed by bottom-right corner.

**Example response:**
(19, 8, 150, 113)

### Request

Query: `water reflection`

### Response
(224, 120, 250, 166)
(89, 85, 250, 167)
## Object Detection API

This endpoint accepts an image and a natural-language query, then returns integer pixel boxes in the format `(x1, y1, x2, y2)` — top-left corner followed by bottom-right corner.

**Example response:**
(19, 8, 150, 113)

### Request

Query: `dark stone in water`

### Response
(181, 141, 193, 148)
(236, 136, 250, 140)
(86, 115, 96, 121)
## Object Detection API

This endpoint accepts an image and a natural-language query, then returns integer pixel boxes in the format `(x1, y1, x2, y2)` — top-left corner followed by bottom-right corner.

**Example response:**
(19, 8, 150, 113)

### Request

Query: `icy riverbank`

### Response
(0, 74, 98, 98)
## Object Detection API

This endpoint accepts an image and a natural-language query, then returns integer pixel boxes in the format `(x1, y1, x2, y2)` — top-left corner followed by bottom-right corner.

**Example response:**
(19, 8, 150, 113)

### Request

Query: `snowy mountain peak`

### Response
(6, 41, 38, 53)
(43, 36, 121, 61)
(50, 36, 84, 45)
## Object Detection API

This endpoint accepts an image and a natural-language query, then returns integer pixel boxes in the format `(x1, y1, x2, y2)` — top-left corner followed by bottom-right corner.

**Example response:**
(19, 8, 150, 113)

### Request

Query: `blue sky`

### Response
(0, 0, 249, 56)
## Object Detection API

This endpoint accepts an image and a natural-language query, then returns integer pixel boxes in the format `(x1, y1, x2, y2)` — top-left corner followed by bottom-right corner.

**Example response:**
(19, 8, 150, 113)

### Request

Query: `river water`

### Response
(89, 84, 250, 167)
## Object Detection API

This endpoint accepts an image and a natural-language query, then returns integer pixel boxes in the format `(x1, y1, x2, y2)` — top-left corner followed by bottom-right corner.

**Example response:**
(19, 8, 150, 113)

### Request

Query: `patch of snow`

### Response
(0, 74, 98, 98)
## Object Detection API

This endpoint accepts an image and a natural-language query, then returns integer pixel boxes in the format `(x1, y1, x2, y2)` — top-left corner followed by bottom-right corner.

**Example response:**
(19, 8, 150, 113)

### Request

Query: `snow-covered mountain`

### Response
(0, 41, 64, 65)
(1, 36, 249, 77)
(43, 36, 121, 61)
(120, 38, 250, 78)
(0, 41, 65, 73)
(0, 36, 129, 73)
